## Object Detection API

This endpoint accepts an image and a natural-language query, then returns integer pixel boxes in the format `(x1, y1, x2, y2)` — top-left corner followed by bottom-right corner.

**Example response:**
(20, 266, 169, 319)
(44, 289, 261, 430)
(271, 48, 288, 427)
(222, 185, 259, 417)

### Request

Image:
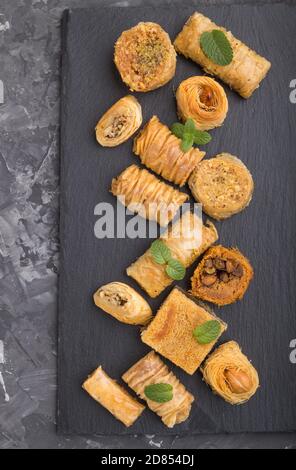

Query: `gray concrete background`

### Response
(0, 0, 295, 449)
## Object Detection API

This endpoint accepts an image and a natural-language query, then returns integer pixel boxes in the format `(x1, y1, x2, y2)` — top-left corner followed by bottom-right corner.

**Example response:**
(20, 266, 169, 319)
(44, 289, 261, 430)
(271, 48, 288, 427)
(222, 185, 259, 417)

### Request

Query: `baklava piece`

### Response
(82, 366, 145, 427)
(191, 245, 253, 306)
(127, 211, 218, 298)
(95, 95, 142, 147)
(133, 115, 205, 186)
(111, 165, 188, 227)
(141, 287, 227, 374)
(188, 153, 254, 220)
(201, 341, 259, 404)
(122, 351, 194, 428)
(93, 282, 152, 325)
(114, 22, 176, 92)
(174, 12, 271, 99)
(176, 76, 228, 131)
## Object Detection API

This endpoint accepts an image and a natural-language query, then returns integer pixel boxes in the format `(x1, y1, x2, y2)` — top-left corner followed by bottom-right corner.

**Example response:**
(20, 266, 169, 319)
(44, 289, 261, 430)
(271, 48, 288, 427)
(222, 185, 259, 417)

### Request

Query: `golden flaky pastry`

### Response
(82, 366, 144, 427)
(176, 76, 228, 131)
(95, 95, 142, 147)
(133, 116, 205, 186)
(127, 211, 218, 298)
(93, 282, 152, 325)
(188, 153, 254, 220)
(201, 341, 259, 404)
(122, 351, 194, 428)
(141, 287, 227, 375)
(174, 12, 271, 98)
(111, 165, 188, 227)
(191, 245, 253, 306)
(114, 22, 176, 92)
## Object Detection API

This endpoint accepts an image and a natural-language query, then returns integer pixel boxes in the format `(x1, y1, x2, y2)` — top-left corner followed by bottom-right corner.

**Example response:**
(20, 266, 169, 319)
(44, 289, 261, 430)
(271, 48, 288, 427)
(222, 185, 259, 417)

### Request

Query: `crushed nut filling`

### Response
(201, 256, 243, 286)
(104, 115, 128, 139)
(99, 290, 128, 306)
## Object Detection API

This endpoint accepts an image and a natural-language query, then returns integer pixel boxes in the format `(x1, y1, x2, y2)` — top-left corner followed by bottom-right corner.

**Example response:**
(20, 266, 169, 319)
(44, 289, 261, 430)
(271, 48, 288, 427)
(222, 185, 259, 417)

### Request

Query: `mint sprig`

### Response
(193, 320, 221, 345)
(171, 118, 211, 152)
(150, 239, 186, 281)
(144, 383, 173, 403)
(200, 30, 233, 66)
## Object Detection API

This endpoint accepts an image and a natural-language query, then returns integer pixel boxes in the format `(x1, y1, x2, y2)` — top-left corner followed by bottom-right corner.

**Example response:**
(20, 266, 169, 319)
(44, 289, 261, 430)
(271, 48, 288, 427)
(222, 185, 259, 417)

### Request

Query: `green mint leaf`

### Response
(181, 132, 194, 152)
(193, 320, 221, 344)
(150, 239, 172, 265)
(165, 258, 186, 280)
(193, 129, 212, 145)
(200, 30, 233, 66)
(184, 118, 196, 134)
(171, 122, 185, 139)
(144, 383, 173, 403)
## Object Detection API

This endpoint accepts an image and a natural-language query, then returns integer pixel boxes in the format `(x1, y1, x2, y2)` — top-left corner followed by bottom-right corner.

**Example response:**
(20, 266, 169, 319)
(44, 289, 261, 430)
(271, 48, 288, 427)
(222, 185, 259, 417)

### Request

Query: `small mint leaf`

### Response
(150, 239, 171, 265)
(144, 383, 173, 403)
(171, 122, 185, 139)
(165, 258, 186, 280)
(193, 129, 212, 145)
(200, 30, 233, 66)
(193, 320, 221, 344)
(181, 133, 194, 152)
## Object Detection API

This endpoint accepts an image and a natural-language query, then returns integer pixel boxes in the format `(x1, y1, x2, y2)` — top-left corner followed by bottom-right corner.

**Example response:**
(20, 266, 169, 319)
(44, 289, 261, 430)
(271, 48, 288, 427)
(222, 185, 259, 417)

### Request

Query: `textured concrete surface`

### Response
(0, 0, 295, 449)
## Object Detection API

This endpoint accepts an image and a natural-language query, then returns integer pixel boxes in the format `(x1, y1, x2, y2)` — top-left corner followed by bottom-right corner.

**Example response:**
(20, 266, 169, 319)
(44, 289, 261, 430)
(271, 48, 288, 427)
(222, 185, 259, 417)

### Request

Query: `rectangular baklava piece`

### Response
(82, 366, 145, 427)
(141, 287, 227, 374)
(122, 351, 194, 428)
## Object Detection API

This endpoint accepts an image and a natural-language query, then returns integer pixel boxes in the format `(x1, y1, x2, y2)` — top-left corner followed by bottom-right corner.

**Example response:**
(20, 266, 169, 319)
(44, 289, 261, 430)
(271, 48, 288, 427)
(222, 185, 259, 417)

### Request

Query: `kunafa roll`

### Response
(111, 165, 188, 227)
(176, 76, 228, 131)
(201, 341, 259, 404)
(122, 351, 194, 428)
(174, 12, 271, 98)
(133, 116, 205, 186)
(114, 22, 176, 92)
(127, 211, 218, 298)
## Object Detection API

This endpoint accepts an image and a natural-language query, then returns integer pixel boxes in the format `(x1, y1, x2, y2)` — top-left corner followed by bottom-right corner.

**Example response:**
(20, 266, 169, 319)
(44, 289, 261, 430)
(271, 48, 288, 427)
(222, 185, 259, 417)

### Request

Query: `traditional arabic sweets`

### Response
(141, 287, 227, 375)
(188, 153, 254, 220)
(127, 211, 218, 298)
(201, 341, 259, 404)
(110, 165, 188, 227)
(191, 245, 253, 306)
(133, 115, 205, 186)
(176, 76, 228, 131)
(95, 95, 142, 147)
(82, 366, 145, 427)
(114, 22, 176, 92)
(93, 282, 152, 325)
(122, 351, 194, 428)
(174, 12, 271, 98)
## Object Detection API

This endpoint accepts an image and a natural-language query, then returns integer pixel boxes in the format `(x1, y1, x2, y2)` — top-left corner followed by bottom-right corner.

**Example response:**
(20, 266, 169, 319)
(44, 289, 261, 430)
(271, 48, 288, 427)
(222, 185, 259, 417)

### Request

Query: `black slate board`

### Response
(58, 4, 296, 435)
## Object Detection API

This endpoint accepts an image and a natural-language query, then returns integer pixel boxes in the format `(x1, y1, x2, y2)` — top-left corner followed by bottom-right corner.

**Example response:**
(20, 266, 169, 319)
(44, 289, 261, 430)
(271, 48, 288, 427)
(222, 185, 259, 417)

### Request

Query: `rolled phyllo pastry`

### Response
(191, 245, 253, 306)
(176, 76, 228, 131)
(111, 165, 188, 227)
(82, 366, 145, 427)
(188, 153, 254, 220)
(114, 22, 176, 92)
(133, 116, 205, 186)
(95, 95, 142, 147)
(93, 282, 152, 325)
(127, 210, 218, 298)
(141, 288, 227, 375)
(122, 351, 194, 428)
(174, 12, 271, 98)
(201, 341, 259, 404)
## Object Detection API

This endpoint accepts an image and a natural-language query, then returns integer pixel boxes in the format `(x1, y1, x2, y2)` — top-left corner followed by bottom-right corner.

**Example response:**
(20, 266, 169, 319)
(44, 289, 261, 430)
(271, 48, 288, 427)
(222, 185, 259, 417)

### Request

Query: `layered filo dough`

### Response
(133, 116, 205, 186)
(174, 12, 271, 98)
(122, 351, 194, 428)
(127, 210, 218, 298)
(201, 341, 259, 404)
(176, 76, 228, 131)
(93, 282, 152, 325)
(111, 165, 188, 226)
(189, 153, 254, 220)
(114, 22, 176, 92)
(82, 366, 145, 427)
(141, 287, 227, 374)
(95, 95, 142, 147)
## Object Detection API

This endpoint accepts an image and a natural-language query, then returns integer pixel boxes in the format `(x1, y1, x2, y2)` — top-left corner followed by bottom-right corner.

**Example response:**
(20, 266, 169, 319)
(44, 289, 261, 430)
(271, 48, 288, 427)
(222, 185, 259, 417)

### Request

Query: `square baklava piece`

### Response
(141, 287, 227, 374)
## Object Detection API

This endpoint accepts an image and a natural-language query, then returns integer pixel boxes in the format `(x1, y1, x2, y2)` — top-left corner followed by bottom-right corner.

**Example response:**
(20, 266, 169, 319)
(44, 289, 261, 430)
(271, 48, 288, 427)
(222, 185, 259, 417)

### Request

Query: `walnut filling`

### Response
(99, 290, 128, 306)
(200, 256, 243, 286)
(104, 115, 128, 139)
